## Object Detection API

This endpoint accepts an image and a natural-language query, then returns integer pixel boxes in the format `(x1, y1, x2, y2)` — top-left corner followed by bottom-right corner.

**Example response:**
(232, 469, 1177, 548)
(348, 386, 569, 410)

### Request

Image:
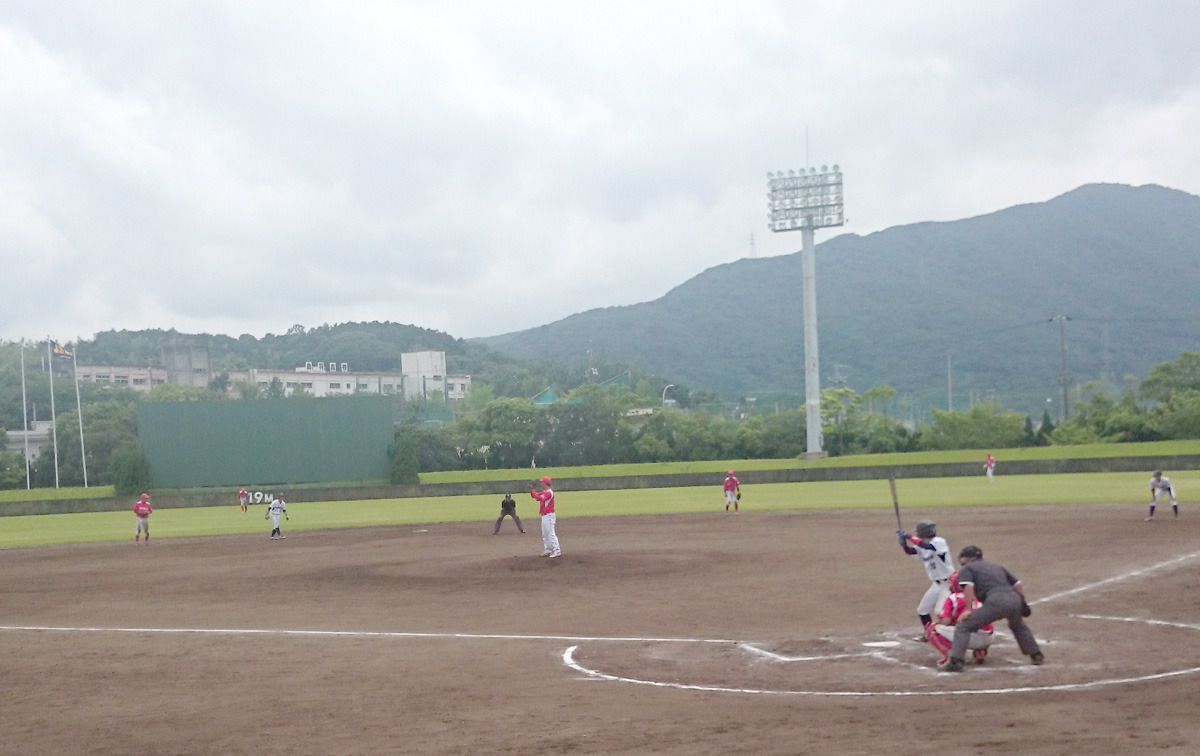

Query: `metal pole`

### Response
(73, 350, 88, 487)
(47, 339, 59, 488)
(800, 226, 822, 455)
(20, 344, 30, 489)
(1057, 315, 1070, 420)
(661, 384, 674, 406)
(946, 351, 953, 412)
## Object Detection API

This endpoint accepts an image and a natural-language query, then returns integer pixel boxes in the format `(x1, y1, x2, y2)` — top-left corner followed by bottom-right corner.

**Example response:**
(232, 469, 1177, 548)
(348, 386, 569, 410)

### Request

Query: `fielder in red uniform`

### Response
(723, 471, 740, 513)
(133, 493, 153, 543)
(238, 487, 249, 512)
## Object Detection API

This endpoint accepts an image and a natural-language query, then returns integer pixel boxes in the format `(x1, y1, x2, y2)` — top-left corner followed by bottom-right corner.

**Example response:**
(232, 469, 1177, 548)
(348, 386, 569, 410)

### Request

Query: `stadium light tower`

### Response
(767, 165, 845, 458)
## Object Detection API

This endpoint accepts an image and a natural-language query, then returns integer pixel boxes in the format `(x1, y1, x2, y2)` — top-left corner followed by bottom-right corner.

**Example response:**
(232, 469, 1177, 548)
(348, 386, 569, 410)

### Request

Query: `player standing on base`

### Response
(723, 470, 741, 513)
(530, 476, 560, 558)
(265, 492, 288, 539)
(1147, 470, 1178, 520)
(898, 520, 954, 638)
(133, 493, 153, 543)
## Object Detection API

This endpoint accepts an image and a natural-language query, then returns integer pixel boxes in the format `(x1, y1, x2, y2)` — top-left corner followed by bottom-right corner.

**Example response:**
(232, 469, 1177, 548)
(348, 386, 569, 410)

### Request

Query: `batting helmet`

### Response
(959, 545, 983, 561)
(915, 520, 936, 539)
(541, 476, 552, 486)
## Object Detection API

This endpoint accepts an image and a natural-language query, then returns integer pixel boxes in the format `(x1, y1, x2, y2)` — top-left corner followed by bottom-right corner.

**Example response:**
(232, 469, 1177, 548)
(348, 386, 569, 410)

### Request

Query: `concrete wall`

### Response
(3, 455, 1198, 517)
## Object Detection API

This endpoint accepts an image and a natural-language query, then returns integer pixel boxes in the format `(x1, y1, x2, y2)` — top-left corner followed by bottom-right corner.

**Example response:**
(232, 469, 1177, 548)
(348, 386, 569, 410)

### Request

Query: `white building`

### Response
(75, 351, 469, 400)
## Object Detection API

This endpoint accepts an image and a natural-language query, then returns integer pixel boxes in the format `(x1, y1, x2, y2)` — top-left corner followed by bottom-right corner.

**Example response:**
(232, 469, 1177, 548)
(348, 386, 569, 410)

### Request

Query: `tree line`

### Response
(3, 341, 1200, 492)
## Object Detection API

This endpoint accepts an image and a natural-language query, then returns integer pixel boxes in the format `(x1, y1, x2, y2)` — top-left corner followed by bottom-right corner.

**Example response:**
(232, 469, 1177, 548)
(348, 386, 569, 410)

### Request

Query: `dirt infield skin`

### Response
(3, 502, 1200, 755)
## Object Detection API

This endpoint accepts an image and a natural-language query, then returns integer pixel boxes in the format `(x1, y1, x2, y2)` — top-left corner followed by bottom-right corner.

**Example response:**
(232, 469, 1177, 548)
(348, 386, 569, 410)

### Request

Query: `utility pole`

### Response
(946, 351, 954, 412)
(1051, 314, 1070, 421)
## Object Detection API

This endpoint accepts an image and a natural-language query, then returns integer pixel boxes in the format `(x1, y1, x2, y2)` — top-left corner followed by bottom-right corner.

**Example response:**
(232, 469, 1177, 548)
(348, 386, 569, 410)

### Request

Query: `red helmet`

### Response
(541, 476, 552, 486)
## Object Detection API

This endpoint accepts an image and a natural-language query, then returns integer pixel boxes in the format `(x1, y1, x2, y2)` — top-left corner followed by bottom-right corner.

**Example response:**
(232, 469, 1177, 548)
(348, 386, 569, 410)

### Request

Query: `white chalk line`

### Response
(1033, 549, 1200, 606)
(739, 643, 874, 662)
(0, 625, 738, 645)
(4, 548, 1200, 697)
(565, 549, 1200, 696)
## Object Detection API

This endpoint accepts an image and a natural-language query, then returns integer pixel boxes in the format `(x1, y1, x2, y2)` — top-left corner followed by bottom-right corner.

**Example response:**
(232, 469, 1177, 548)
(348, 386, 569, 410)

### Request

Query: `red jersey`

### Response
(133, 500, 153, 518)
(938, 592, 993, 631)
(723, 475, 740, 492)
(530, 487, 555, 515)
(238, 488, 249, 500)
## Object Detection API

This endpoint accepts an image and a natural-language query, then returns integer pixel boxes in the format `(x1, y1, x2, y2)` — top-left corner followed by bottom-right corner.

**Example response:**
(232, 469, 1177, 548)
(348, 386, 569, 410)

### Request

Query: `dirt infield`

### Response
(3, 502, 1200, 755)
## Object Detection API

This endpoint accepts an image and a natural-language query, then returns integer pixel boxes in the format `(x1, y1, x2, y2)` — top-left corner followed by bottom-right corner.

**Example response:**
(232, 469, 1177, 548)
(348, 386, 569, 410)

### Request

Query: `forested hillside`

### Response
(480, 184, 1200, 418)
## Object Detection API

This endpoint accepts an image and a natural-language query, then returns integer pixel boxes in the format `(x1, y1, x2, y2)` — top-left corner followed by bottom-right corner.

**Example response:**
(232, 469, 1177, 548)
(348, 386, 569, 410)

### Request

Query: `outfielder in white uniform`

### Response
(898, 519, 954, 636)
(1147, 471, 1178, 520)
(266, 493, 288, 539)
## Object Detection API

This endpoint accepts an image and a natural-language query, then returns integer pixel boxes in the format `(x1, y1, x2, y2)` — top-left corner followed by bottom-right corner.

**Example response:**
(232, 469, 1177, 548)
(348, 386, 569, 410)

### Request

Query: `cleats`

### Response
(1030, 652, 1045, 666)
(938, 658, 964, 673)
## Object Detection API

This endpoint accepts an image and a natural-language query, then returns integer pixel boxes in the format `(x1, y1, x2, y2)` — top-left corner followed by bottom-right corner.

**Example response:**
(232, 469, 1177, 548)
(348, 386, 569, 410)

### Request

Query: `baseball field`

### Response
(2, 473, 1199, 754)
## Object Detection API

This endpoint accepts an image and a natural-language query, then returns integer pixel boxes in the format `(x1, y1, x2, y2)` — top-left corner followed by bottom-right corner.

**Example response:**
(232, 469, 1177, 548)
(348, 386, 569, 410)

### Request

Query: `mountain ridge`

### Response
(479, 183, 1200, 417)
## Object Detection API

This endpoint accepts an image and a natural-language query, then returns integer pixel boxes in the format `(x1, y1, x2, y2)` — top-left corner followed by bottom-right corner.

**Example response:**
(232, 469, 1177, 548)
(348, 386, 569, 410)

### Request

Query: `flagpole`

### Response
(73, 347, 88, 487)
(20, 343, 31, 489)
(47, 338, 60, 488)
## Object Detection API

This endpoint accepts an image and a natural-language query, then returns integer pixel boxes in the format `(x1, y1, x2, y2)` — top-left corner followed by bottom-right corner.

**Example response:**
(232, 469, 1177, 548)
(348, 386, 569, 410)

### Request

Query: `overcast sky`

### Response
(2, 1, 1197, 344)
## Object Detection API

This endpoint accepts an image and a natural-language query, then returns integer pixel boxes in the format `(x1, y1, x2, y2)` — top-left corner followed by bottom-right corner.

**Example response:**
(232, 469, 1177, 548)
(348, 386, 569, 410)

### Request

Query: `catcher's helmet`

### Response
(541, 476, 552, 486)
(915, 520, 936, 539)
(959, 544, 983, 561)
(948, 571, 961, 592)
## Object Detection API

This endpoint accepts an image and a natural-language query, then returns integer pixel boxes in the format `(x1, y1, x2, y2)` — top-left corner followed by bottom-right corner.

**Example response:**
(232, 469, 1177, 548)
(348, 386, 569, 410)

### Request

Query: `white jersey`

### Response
(268, 497, 287, 515)
(1150, 475, 1175, 494)
(913, 536, 955, 583)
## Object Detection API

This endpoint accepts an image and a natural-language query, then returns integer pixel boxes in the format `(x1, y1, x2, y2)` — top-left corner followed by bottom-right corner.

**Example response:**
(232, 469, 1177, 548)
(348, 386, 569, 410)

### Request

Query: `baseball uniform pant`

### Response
(927, 622, 992, 658)
(917, 580, 949, 617)
(136, 516, 149, 537)
(949, 590, 1040, 661)
(495, 510, 523, 533)
(541, 512, 560, 555)
(1153, 489, 1178, 505)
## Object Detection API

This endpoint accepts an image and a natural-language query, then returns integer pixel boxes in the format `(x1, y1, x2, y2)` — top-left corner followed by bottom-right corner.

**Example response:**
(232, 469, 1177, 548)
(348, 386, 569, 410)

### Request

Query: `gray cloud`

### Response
(1, 1, 1197, 343)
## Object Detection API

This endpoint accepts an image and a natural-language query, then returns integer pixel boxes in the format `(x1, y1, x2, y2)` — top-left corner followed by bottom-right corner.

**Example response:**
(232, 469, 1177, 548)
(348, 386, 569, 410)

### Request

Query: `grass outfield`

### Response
(2, 470, 1193, 549)
(419, 440, 1200, 483)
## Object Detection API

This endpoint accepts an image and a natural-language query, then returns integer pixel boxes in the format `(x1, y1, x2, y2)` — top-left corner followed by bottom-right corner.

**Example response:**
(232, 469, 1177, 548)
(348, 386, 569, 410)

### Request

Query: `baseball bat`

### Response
(889, 475, 902, 531)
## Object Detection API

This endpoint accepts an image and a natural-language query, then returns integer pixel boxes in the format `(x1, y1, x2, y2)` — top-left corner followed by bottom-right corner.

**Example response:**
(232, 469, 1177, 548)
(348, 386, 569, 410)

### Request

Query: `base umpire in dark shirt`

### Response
(941, 545, 1044, 672)
(494, 494, 525, 535)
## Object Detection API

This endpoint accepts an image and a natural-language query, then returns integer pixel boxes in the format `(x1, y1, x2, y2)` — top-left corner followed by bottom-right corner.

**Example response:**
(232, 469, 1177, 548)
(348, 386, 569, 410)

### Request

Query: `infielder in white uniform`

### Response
(1147, 470, 1178, 520)
(265, 493, 288, 539)
(898, 519, 954, 636)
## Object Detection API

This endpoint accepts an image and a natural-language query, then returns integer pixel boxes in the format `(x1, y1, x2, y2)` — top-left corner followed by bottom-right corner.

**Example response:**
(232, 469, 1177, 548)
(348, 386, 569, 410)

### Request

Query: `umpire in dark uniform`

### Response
(941, 545, 1044, 672)
(493, 493, 525, 535)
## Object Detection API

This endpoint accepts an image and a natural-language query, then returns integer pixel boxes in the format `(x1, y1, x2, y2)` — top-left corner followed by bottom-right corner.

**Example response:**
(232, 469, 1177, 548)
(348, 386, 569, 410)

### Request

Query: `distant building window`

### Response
(433, 375, 443, 381)
(330, 382, 341, 390)
(193, 368, 206, 374)
(286, 382, 297, 389)
(382, 384, 393, 393)
(302, 382, 313, 389)
(132, 378, 146, 386)
(97, 374, 110, 383)
(115, 375, 129, 385)
(152, 379, 166, 385)
(258, 381, 269, 387)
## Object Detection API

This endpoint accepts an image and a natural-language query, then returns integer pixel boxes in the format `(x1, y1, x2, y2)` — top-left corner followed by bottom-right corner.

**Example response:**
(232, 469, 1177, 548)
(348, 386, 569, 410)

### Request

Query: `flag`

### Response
(51, 341, 73, 359)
